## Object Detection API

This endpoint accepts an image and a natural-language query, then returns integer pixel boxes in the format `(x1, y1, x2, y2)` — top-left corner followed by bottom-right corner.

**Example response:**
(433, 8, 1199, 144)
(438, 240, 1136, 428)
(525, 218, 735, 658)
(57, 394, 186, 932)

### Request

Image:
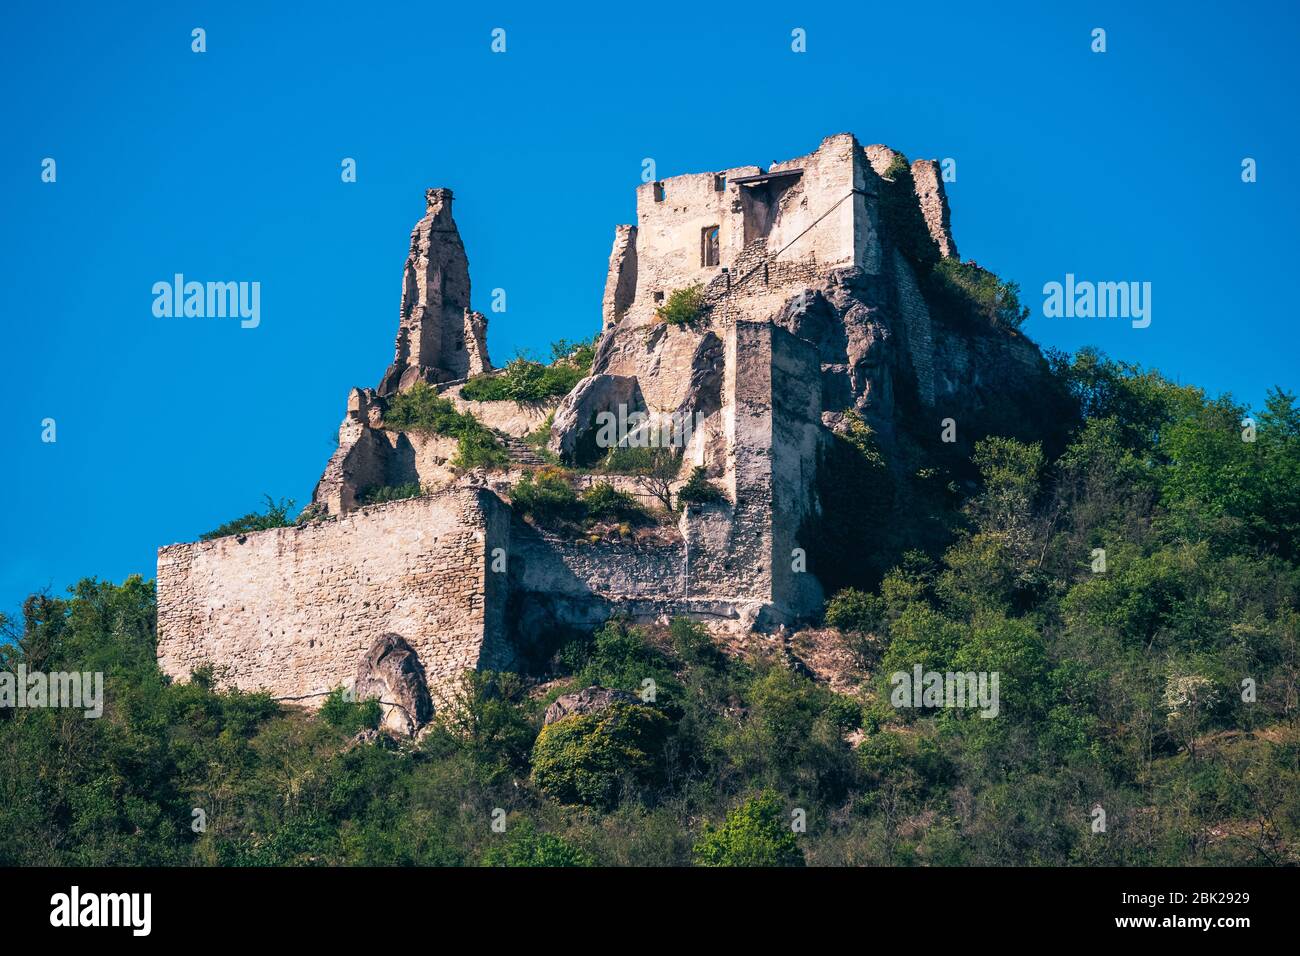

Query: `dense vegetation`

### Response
(1, 349, 1297, 866)
(381, 382, 507, 468)
(460, 339, 595, 403)
(926, 258, 1030, 330)
(510, 467, 652, 535)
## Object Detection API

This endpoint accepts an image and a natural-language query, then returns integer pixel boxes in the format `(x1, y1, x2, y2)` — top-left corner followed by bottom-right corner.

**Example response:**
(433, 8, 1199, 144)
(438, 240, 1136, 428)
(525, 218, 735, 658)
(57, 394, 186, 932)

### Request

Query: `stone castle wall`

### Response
(157, 487, 511, 705)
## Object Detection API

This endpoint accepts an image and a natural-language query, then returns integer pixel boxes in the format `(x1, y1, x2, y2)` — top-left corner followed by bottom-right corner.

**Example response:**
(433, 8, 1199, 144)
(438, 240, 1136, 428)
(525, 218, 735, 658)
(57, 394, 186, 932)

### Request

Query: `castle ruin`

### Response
(156, 133, 1054, 727)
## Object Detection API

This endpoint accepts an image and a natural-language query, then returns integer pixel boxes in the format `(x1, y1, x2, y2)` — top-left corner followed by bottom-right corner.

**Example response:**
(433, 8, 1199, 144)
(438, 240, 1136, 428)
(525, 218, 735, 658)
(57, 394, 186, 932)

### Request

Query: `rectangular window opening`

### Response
(701, 225, 721, 267)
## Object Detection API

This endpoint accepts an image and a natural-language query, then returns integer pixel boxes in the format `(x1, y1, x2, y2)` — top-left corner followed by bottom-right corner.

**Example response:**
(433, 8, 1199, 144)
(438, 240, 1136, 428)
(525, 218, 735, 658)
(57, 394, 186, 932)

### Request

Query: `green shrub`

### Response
(927, 258, 1029, 329)
(581, 482, 645, 523)
(839, 410, 886, 466)
(676, 466, 726, 507)
(669, 617, 716, 665)
(480, 820, 593, 866)
(524, 411, 556, 453)
(319, 687, 382, 735)
(549, 336, 597, 371)
(560, 618, 684, 700)
(511, 467, 584, 524)
(656, 285, 706, 326)
(381, 383, 506, 468)
(692, 791, 805, 867)
(426, 671, 537, 785)
(356, 482, 423, 506)
(461, 355, 585, 403)
(200, 495, 295, 541)
(599, 443, 676, 473)
(824, 588, 885, 633)
(531, 702, 671, 808)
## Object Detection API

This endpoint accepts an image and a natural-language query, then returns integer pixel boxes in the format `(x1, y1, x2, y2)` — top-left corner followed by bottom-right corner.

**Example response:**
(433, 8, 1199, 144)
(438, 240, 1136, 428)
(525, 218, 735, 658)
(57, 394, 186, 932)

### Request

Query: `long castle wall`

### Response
(156, 487, 511, 705)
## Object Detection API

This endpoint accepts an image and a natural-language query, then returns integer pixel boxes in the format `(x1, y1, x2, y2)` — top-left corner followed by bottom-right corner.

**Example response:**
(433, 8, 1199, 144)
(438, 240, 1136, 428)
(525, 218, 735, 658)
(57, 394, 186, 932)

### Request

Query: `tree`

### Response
(531, 702, 670, 808)
(693, 791, 805, 867)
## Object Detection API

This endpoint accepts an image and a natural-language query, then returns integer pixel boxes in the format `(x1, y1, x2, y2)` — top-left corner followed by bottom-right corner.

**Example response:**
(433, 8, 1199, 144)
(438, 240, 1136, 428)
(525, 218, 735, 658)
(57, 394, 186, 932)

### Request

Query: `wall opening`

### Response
(736, 171, 802, 245)
(701, 225, 720, 267)
(652, 182, 665, 203)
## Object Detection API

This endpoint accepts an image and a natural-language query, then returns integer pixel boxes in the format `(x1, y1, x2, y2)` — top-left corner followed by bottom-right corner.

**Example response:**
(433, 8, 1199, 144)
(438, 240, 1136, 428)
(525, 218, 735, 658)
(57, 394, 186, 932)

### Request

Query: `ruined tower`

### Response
(377, 188, 491, 396)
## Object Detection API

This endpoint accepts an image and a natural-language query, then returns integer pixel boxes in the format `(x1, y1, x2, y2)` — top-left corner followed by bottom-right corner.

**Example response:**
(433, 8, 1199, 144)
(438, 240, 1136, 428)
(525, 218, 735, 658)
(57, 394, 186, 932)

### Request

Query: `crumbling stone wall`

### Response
(910, 159, 958, 259)
(889, 248, 937, 406)
(157, 488, 511, 707)
(601, 224, 638, 331)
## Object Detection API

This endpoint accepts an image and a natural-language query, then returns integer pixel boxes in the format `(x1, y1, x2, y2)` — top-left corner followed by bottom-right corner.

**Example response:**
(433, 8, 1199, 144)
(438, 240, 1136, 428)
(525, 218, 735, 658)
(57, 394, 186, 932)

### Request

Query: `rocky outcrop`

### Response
(354, 632, 434, 736)
(311, 386, 460, 515)
(542, 686, 640, 726)
(547, 373, 645, 464)
(378, 188, 491, 396)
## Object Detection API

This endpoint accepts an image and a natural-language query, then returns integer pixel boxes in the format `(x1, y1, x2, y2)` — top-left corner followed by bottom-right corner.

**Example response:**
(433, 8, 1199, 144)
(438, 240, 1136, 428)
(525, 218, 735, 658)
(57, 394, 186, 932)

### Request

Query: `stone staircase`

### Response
(500, 434, 548, 467)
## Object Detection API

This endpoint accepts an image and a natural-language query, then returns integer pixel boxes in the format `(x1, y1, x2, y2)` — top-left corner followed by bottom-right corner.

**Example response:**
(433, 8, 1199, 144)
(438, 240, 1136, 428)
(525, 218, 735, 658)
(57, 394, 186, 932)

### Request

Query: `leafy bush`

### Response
(356, 482, 423, 506)
(656, 285, 706, 326)
(693, 791, 805, 867)
(524, 411, 556, 456)
(676, 466, 726, 507)
(461, 355, 584, 403)
(531, 702, 671, 808)
(581, 482, 645, 523)
(839, 410, 886, 466)
(927, 258, 1029, 329)
(549, 336, 597, 371)
(669, 617, 717, 665)
(511, 467, 584, 524)
(426, 671, 537, 785)
(824, 588, 885, 633)
(480, 820, 593, 866)
(200, 495, 295, 541)
(381, 382, 506, 469)
(567, 618, 682, 696)
(512, 472, 649, 529)
(319, 687, 381, 735)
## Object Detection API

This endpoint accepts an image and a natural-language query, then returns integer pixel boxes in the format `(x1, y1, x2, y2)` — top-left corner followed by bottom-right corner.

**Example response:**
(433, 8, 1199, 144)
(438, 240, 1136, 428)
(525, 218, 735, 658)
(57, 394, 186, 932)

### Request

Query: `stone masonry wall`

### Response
(157, 487, 511, 707)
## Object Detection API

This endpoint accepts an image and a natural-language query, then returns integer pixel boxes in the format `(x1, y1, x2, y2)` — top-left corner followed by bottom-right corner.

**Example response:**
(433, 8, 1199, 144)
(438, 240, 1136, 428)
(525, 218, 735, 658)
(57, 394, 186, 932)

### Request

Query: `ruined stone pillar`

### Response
(378, 188, 490, 395)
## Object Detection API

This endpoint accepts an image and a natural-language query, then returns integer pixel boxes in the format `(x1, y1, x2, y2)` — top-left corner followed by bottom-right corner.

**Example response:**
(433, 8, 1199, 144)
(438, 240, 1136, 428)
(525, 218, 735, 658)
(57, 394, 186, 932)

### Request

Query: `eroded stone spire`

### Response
(378, 188, 491, 396)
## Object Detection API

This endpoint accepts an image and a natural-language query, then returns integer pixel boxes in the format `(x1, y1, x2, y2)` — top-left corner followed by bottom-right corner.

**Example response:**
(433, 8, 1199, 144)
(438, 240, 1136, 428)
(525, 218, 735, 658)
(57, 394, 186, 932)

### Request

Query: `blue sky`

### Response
(2, 0, 1297, 615)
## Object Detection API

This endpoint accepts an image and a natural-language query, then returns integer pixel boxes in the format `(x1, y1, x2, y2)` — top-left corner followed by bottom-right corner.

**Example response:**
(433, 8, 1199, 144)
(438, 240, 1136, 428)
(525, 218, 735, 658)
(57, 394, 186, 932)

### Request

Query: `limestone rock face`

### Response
(547, 373, 645, 464)
(354, 632, 434, 736)
(378, 188, 491, 396)
(542, 686, 640, 726)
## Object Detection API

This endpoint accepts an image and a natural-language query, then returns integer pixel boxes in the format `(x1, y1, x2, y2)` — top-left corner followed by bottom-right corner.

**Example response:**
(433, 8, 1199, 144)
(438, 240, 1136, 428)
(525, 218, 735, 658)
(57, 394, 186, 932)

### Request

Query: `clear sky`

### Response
(2, 0, 1297, 615)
